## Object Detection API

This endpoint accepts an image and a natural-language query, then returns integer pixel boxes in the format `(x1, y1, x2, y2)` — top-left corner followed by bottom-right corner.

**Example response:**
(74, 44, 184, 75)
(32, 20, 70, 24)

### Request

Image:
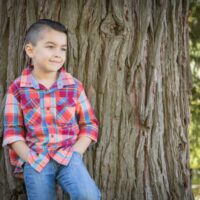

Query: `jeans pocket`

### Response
(69, 151, 83, 166)
(73, 151, 83, 159)
(24, 162, 32, 169)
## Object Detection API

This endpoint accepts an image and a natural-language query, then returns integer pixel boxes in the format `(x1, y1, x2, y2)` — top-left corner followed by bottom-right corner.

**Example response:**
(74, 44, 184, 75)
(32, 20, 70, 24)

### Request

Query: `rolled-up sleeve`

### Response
(2, 92, 25, 147)
(76, 83, 99, 143)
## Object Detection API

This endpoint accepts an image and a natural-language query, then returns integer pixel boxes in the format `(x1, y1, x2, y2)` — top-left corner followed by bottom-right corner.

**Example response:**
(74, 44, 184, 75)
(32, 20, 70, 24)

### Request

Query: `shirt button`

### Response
(51, 135, 54, 138)
(46, 107, 50, 110)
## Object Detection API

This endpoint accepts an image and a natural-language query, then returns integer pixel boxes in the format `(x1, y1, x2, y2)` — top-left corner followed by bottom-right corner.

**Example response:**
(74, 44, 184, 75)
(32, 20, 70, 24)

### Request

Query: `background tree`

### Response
(0, 0, 194, 200)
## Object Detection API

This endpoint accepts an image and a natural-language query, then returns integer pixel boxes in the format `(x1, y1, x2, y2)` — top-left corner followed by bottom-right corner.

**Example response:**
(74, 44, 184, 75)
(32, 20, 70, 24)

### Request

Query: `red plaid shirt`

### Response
(3, 66, 98, 176)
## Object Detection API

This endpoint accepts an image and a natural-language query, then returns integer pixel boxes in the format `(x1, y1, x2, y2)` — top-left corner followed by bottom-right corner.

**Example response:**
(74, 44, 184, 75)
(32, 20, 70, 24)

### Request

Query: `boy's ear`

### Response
(24, 43, 34, 58)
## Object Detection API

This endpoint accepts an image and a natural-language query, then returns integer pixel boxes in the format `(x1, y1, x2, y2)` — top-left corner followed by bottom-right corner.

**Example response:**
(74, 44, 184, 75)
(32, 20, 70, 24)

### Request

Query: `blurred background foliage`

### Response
(189, 0, 200, 170)
(189, 0, 200, 198)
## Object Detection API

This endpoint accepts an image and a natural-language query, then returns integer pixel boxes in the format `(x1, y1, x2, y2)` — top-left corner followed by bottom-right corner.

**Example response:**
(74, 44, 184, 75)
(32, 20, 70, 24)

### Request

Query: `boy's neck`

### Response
(32, 69, 58, 81)
(31, 68, 59, 89)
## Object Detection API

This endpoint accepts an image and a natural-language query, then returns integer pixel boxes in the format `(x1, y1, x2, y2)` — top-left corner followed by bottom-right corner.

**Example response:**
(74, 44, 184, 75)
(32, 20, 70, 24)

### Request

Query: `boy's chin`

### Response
(47, 65, 63, 72)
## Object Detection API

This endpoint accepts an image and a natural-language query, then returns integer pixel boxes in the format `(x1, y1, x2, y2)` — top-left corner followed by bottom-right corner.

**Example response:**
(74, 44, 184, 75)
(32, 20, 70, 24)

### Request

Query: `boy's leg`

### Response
(23, 160, 57, 200)
(56, 151, 101, 200)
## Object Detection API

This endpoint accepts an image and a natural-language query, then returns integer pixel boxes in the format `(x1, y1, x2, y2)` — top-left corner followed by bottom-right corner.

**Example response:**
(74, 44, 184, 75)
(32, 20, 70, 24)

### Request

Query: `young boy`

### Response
(3, 19, 101, 200)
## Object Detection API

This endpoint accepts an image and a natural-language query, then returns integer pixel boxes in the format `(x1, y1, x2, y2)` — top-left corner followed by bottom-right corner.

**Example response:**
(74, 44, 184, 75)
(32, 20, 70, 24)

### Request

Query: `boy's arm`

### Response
(2, 90, 28, 162)
(73, 83, 99, 154)
(11, 141, 30, 162)
(72, 136, 92, 154)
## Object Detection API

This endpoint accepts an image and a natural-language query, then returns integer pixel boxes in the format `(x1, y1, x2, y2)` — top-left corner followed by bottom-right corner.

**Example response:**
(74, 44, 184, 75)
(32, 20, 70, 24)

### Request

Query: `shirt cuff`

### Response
(78, 129, 98, 144)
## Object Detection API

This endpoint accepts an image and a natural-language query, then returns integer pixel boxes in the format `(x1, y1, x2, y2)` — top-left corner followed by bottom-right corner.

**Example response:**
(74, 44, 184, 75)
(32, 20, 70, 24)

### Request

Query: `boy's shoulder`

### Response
(71, 76, 83, 88)
(61, 69, 84, 90)
(7, 66, 30, 92)
(7, 75, 22, 93)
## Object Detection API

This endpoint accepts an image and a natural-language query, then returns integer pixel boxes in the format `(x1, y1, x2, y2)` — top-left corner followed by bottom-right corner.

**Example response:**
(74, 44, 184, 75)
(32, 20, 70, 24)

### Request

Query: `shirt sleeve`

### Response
(2, 91, 26, 147)
(76, 83, 99, 143)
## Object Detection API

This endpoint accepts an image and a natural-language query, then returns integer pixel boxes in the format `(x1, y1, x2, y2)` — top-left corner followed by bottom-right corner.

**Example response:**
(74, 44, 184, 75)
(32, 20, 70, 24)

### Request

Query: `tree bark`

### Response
(0, 0, 193, 200)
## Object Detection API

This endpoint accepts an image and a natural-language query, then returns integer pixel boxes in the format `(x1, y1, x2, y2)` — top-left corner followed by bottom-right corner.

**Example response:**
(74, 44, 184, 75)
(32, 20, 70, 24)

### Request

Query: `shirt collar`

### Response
(57, 67, 75, 89)
(20, 65, 75, 89)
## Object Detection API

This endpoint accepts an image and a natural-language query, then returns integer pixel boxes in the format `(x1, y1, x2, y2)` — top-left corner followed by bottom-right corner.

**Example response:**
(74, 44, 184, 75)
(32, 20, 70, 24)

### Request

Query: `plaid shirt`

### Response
(3, 66, 98, 176)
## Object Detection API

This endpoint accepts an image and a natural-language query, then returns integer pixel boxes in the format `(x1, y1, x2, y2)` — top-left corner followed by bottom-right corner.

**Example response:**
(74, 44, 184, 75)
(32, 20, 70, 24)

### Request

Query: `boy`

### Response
(3, 19, 101, 200)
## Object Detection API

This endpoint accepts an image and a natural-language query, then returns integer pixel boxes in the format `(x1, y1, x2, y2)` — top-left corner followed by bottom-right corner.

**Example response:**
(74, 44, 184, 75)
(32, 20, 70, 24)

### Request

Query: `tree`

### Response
(0, 0, 193, 199)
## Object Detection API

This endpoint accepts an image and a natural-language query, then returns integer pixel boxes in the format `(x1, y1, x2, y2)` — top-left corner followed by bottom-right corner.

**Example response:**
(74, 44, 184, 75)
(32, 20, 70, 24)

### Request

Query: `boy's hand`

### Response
(72, 136, 92, 155)
(15, 173, 24, 179)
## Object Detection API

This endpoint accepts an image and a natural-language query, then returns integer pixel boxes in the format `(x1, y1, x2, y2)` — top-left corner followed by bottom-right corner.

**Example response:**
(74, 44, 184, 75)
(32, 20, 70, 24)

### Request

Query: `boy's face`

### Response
(25, 28, 67, 73)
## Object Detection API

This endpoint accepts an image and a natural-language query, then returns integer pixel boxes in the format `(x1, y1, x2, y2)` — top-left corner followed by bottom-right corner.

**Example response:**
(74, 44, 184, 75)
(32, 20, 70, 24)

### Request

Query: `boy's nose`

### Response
(54, 54, 60, 58)
(54, 51, 61, 58)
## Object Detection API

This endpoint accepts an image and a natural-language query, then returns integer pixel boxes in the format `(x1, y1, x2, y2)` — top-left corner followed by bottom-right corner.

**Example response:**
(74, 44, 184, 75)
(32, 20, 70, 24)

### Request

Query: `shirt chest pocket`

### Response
(56, 97, 77, 126)
(21, 98, 42, 126)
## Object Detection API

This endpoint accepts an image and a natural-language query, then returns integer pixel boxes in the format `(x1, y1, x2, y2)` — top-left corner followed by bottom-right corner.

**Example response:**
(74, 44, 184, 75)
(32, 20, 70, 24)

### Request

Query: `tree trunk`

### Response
(0, 0, 193, 200)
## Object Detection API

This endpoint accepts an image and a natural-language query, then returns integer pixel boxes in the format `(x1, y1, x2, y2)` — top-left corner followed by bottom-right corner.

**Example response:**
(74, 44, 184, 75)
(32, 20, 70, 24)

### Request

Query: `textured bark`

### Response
(0, 0, 193, 200)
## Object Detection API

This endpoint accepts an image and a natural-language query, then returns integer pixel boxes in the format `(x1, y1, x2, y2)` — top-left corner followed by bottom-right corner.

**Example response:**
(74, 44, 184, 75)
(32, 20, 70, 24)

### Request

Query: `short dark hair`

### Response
(24, 19, 68, 46)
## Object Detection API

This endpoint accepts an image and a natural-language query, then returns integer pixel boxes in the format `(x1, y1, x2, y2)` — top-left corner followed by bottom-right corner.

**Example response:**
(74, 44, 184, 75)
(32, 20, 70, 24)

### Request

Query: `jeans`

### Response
(23, 151, 101, 200)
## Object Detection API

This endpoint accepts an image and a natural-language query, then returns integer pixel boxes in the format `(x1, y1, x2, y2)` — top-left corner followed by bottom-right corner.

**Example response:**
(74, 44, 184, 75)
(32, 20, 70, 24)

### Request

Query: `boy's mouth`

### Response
(50, 61, 62, 64)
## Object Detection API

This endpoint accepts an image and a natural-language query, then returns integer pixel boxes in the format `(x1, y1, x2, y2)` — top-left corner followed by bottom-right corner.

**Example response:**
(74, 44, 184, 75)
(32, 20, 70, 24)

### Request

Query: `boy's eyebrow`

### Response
(44, 41, 67, 47)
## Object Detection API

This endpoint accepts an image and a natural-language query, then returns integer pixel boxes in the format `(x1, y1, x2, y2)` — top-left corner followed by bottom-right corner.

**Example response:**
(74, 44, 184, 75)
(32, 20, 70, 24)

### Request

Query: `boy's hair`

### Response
(24, 19, 68, 46)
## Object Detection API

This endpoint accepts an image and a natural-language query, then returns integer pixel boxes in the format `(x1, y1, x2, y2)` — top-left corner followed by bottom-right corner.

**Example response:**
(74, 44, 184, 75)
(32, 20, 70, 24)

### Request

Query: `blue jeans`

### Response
(23, 151, 101, 200)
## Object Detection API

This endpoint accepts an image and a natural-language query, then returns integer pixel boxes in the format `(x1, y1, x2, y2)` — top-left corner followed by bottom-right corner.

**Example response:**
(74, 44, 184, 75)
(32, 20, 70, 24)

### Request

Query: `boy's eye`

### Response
(61, 48, 67, 51)
(46, 46, 54, 49)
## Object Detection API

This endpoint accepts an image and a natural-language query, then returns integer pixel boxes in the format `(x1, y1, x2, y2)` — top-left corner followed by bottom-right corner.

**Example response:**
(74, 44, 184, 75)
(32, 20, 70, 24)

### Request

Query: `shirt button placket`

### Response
(49, 134, 55, 143)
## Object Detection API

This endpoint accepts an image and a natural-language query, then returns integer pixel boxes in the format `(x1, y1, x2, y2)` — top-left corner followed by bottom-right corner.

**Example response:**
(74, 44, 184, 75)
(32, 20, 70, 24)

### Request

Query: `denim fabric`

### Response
(24, 151, 101, 200)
